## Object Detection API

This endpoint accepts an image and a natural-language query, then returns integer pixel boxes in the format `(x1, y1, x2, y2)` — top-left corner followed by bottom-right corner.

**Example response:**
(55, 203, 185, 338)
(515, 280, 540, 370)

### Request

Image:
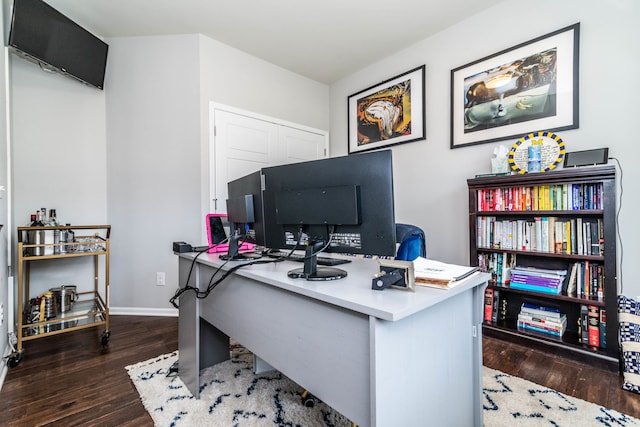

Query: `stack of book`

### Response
(517, 303, 567, 337)
(508, 266, 567, 295)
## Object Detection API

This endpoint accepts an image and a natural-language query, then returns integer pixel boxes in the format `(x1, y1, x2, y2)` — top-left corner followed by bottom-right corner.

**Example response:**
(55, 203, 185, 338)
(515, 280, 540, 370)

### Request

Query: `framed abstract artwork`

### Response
(450, 23, 579, 148)
(348, 65, 425, 153)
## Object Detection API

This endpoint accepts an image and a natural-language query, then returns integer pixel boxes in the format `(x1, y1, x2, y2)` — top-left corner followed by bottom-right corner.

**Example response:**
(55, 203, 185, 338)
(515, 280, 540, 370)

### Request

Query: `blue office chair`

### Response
(395, 223, 426, 261)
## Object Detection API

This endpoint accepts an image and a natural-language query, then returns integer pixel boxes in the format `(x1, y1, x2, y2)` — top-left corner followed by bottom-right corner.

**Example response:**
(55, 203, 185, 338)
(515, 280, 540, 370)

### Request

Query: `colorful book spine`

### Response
(599, 308, 607, 349)
(510, 275, 562, 286)
(510, 282, 562, 294)
(521, 303, 562, 318)
(518, 313, 567, 328)
(484, 288, 494, 322)
(588, 305, 600, 347)
(581, 305, 589, 344)
(517, 321, 562, 337)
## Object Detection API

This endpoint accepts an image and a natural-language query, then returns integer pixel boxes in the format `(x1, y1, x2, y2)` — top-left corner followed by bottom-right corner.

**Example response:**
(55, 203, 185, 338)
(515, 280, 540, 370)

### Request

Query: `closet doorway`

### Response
(209, 103, 329, 214)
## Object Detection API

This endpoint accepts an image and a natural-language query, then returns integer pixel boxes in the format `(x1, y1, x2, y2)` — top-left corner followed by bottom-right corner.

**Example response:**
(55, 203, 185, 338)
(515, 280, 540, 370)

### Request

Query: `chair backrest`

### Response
(395, 223, 426, 261)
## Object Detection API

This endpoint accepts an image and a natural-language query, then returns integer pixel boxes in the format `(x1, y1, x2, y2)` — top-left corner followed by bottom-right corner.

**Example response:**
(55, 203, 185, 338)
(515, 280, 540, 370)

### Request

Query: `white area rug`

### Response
(483, 368, 638, 427)
(126, 348, 640, 426)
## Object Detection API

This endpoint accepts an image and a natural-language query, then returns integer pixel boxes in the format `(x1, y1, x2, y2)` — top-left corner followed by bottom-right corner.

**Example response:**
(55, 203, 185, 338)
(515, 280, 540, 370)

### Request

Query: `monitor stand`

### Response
(287, 242, 347, 281)
(219, 233, 261, 261)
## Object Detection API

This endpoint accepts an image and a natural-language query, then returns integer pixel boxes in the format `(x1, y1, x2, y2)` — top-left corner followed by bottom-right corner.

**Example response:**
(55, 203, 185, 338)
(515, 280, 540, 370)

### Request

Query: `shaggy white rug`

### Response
(126, 348, 639, 426)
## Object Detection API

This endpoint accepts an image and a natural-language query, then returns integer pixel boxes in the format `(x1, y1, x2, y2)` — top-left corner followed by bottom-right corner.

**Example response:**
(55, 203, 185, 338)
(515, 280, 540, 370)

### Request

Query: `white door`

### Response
(278, 125, 327, 164)
(210, 105, 328, 214)
(212, 109, 277, 212)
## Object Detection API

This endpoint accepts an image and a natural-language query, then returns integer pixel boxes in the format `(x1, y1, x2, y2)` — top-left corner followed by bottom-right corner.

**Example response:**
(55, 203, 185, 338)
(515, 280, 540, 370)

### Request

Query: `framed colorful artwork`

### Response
(450, 23, 579, 148)
(348, 65, 425, 154)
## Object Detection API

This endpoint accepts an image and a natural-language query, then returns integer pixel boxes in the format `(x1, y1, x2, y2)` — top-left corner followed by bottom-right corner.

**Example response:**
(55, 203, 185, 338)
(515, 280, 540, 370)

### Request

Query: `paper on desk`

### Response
(412, 257, 479, 289)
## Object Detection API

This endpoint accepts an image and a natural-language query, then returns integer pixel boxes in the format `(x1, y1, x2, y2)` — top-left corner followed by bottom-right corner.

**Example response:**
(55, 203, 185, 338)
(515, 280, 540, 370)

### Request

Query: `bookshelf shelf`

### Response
(477, 247, 605, 261)
(468, 165, 619, 371)
(487, 283, 605, 306)
(477, 210, 604, 216)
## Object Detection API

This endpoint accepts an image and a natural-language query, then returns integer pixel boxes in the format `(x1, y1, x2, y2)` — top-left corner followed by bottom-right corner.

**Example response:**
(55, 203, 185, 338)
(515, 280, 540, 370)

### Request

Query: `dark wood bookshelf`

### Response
(468, 165, 619, 371)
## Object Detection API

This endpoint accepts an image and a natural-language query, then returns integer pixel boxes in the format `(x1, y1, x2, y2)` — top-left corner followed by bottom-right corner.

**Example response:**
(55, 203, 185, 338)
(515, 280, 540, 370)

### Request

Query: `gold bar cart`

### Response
(7, 225, 110, 367)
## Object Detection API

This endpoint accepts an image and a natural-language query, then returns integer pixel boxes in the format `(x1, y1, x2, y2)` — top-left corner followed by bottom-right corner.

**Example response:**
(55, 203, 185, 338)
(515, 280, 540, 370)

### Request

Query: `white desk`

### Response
(177, 252, 489, 427)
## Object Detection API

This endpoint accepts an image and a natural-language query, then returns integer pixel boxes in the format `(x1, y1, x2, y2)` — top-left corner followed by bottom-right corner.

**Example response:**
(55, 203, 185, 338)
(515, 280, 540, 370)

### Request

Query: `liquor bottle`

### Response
(48, 209, 60, 254)
(48, 209, 58, 226)
(28, 213, 44, 256)
(41, 208, 55, 255)
(39, 208, 47, 225)
(33, 211, 44, 226)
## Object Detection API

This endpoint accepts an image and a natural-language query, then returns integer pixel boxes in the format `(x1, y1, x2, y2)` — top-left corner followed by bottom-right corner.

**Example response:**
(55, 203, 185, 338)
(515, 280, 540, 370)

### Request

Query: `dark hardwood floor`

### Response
(0, 315, 178, 426)
(1, 315, 638, 426)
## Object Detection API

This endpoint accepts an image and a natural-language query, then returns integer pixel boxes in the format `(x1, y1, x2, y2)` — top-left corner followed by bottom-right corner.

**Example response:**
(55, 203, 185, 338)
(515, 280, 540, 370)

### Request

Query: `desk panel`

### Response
(370, 287, 482, 426)
(178, 253, 489, 426)
(196, 262, 371, 423)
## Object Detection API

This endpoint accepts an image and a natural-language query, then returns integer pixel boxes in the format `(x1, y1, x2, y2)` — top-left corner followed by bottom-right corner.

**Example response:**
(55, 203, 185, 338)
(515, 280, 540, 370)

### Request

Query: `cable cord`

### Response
(296, 225, 336, 260)
(169, 233, 293, 308)
(169, 225, 337, 308)
(169, 238, 229, 308)
(609, 157, 624, 294)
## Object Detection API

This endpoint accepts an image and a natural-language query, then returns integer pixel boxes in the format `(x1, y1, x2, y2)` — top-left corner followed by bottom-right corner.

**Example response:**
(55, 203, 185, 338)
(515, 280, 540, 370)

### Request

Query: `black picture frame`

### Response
(348, 65, 425, 154)
(450, 23, 580, 149)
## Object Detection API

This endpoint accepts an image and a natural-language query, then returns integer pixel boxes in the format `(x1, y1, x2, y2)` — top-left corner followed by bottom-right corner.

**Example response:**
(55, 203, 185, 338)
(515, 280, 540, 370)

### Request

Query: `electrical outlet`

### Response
(156, 272, 166, 286)
(0, 303, 4, 326)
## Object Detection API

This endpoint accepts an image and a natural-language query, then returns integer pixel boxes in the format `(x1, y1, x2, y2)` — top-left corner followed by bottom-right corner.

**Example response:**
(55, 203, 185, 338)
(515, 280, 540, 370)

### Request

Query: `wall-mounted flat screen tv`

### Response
(8, 0, 109, 90)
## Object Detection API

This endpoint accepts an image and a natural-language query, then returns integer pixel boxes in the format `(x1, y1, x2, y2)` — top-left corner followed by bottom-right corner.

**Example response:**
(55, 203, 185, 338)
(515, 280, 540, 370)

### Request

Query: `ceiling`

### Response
(45, 0, 504, 84)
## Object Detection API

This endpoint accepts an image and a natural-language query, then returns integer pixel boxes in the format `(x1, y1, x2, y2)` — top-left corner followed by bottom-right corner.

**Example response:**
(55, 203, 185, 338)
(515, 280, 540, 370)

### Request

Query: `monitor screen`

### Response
(8, 0, 109, 89)
(261, 150, 396, 279)
(223, 171, 265, 260)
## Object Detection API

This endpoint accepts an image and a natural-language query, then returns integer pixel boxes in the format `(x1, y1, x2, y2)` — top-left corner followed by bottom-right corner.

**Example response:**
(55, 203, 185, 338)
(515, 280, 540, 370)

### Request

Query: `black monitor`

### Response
(223, 171, 264, 260)
(261, 150, 396, 280)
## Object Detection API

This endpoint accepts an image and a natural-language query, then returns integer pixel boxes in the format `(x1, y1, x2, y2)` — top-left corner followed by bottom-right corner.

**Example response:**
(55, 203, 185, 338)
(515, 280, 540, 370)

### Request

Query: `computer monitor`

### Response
(223, 171, 264, 260)
(261, 150, 396, 280)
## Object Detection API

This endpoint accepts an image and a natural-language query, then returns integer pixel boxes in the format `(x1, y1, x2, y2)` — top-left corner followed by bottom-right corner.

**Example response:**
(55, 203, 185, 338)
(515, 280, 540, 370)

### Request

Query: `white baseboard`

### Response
(109, 307, 178, 317)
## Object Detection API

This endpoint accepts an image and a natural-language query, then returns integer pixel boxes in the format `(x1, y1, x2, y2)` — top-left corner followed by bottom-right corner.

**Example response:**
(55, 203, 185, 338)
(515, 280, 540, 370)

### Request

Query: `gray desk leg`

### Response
(200, 317, 231, 369)
(253, 355, 275, 374)
(472, 283, 487, 427)
(178, 258, 230, 398)
(178, 259, 200, 398)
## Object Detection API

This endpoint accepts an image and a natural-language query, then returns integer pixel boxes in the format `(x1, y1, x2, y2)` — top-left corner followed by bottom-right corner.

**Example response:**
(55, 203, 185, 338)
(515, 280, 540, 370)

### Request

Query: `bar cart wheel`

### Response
(101, 330, 111, 347)
(301, 389, 316, 407)
(7, 350, 23, 368)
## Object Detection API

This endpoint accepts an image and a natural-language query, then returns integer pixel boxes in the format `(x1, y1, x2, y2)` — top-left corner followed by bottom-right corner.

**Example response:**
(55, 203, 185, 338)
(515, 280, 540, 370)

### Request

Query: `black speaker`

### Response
(563, 148, 609, 168)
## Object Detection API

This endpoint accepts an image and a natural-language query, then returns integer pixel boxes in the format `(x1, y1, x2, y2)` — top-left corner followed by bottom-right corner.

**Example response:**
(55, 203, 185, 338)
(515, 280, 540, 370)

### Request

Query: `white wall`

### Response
(1, 0, 10, 377)
(105, 34, 201, 312)
(105, 34, 329, 312)
(198, 35, 329, 132)
(9, 45, 107, 321)
(330, 0, 640, 298)
(11, 58, 108, 221)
